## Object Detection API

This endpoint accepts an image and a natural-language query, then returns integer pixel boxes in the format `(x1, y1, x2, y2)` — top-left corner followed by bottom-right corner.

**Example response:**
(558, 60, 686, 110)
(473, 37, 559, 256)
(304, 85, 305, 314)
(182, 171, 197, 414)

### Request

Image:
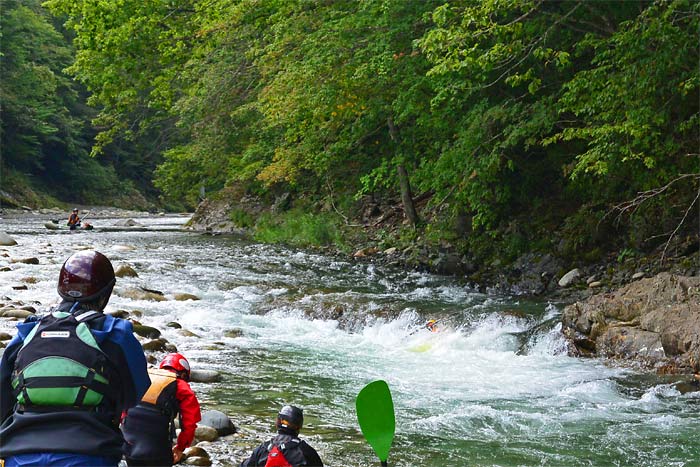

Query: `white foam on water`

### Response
(3, 215, 699, 466)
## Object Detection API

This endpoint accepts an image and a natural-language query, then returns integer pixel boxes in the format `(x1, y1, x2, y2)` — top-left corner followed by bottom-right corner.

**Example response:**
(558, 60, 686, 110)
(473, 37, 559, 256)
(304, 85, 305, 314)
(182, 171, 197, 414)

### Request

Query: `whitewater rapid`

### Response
(1, 212, 699, 466)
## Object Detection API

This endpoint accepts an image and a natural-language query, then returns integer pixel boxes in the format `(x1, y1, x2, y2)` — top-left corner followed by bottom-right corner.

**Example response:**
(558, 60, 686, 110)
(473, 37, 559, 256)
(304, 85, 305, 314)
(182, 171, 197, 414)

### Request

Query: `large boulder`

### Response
(199, 410, 236, 436)
(558, 268, 582, 288)
(186, 185, 263, 234)
(562, 273, 700, 373)
(508, 253, 563, 295)
(194, 425, 219, 442)
(189, 369, 222, 383)
(0, 232, 18, 246)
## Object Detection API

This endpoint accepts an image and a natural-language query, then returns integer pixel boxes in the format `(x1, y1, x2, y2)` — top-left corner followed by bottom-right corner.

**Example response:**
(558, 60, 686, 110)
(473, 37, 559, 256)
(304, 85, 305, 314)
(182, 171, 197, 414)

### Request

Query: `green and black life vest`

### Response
(11, 309, 116, 410)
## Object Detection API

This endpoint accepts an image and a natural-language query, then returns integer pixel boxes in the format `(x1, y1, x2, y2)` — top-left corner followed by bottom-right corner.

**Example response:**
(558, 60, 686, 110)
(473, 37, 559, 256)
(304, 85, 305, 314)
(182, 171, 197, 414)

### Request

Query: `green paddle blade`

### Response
(356, 380, 395, 463)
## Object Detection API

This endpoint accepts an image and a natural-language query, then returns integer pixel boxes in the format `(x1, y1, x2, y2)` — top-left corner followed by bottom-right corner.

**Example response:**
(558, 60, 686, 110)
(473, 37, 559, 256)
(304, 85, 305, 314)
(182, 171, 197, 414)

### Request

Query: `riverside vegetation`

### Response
(2, 2, 699, 307)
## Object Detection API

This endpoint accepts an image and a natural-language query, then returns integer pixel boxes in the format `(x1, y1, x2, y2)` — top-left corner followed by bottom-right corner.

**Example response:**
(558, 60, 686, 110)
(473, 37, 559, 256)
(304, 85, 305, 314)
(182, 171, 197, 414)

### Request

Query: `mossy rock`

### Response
(142, 338, 168, 351)
(133, 324, 161, 339)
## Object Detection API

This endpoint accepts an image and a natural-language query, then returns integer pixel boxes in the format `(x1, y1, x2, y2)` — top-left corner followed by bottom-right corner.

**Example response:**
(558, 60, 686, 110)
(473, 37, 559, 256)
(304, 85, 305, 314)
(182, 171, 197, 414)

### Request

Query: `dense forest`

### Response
(0, 0, 158, 207)
(2, 0, 699, 265)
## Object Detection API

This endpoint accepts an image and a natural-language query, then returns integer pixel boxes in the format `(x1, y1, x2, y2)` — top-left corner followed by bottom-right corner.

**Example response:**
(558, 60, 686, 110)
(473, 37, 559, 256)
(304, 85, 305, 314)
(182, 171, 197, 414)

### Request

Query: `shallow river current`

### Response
(1, 212, 699, 467)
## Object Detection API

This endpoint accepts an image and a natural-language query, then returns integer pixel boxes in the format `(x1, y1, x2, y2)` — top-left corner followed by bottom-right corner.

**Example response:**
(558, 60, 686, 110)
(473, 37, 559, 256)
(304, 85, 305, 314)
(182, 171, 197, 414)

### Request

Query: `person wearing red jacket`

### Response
(121, 353, 202, 466)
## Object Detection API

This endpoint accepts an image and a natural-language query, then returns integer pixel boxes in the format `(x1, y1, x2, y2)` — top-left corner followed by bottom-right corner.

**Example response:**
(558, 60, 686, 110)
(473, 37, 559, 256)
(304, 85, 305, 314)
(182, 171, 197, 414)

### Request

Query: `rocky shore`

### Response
(2, 205, 700, 466)
(0, 298, 246, 466)
(0, 209, 268, 466)
(3, 205, 700, 378)
(562, 273, 700, 372)
(184, 195, 700, 376)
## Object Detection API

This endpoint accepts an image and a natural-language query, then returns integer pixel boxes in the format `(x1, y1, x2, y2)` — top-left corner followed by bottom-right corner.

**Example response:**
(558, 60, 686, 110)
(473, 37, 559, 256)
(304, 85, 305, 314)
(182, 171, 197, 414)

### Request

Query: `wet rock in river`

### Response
(179, 329, 201, 338)
(0, 232, 18, 246)
(190, 369, 222, 383)
(184, 456, 211, 466)
(113, 219, 142, 227)
(173, 293, 200, 301)
(200, 410, 237, 436)
(142, 338, 168, 351)
(194, 425, 219, 442)
(0, 308, 34, 319)
(106, 310, 130, 319)
(132, 324, 161, 339)
(10, 257, 39, 265)
(115, 287, 167, 302)
(115, 264, 138, 278)
(184, 446, 209, 459)
(223, 328, 243, 338)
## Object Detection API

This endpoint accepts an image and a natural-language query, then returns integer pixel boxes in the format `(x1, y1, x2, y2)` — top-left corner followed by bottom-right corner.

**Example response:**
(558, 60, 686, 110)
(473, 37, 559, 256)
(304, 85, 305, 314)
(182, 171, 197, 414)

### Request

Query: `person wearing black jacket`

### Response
(240, 405, 323, 467)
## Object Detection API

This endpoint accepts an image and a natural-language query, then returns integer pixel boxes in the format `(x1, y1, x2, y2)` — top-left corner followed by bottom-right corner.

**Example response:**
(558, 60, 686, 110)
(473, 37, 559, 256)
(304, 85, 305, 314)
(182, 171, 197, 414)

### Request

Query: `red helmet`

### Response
(160, 353, 191, 380)
(57, 250, 116, 302)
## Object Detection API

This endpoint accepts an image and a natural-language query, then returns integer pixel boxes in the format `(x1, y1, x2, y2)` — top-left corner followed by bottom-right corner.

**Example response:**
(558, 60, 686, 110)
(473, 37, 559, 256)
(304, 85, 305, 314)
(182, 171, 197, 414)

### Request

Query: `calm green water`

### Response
(1, 213, 699, 467)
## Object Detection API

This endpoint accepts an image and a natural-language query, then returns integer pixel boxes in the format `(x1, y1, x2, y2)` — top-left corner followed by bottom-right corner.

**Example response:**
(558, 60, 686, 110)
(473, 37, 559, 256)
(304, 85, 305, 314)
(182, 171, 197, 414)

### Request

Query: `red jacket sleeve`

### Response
(175, 378, 202, 451)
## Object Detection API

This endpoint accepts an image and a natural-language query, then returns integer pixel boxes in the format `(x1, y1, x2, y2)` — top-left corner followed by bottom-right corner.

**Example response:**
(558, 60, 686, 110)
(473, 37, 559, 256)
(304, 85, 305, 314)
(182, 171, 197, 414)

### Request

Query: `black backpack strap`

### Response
(74, 368, 97, 406)
(268, 434, 302, 455)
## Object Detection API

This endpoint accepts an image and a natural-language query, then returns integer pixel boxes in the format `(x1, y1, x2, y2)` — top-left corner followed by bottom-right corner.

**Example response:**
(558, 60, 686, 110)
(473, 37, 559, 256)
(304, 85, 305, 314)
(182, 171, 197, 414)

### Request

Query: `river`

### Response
(1, 212, 699, 467)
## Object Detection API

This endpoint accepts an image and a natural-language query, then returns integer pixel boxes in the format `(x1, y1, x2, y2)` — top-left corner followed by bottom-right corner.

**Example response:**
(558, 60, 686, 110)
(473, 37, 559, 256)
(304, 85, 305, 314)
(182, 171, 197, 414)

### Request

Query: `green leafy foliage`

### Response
(0, 0, 151, 206)
(253, 210, 345, 248)
(550, 0, 699, 194)
(11, 0, 697, 262)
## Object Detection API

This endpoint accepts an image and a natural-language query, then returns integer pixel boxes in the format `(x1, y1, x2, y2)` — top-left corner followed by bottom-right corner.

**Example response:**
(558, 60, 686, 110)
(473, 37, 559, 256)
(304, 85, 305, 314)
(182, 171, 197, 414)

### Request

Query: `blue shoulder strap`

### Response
(95, 316, 150, 399)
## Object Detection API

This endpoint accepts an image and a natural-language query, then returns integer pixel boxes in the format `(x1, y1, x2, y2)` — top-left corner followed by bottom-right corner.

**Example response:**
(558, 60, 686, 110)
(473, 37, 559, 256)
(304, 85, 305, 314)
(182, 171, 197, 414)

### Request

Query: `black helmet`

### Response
(276, 405, 304, 433)
(57, 250, 116, 303)
(72, 208, 79, 212)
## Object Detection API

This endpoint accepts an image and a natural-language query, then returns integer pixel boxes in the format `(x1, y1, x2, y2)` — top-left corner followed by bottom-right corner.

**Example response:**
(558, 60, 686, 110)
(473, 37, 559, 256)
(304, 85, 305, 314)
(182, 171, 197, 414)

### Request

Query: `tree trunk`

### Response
(397, 164, 419, 226)
(387, 116, 419, 226)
